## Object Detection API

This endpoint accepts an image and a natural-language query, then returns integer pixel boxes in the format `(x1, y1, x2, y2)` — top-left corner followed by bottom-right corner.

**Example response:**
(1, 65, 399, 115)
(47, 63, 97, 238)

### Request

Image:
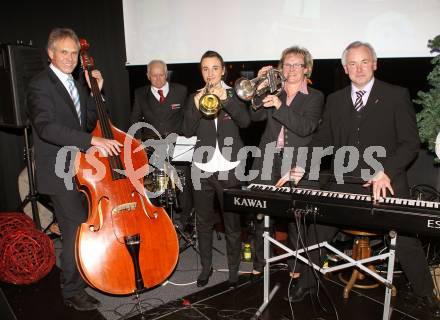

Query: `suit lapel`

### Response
(146, 87, 163, 119)
(288, 91, 306, 108)
(48, 69, 82, 127)
(341, 86, 354, 145)
(166, 84, 175, 101)
(359, 79, 381, 125)
(77, 80, 88, 129)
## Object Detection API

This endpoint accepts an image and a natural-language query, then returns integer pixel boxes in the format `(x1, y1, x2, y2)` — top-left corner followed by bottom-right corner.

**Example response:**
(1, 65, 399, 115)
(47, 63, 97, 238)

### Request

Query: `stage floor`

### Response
(0, 265, 435, 320)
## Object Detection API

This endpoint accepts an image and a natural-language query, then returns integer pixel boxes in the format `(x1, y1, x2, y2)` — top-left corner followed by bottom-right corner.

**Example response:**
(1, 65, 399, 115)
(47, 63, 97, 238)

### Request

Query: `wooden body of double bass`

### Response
(75, 121, 179, 295)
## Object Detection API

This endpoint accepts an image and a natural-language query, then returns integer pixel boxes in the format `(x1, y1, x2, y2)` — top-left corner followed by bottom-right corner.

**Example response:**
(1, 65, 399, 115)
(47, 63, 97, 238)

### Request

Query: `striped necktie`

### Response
(67, 77, 81, 124)
(354, 90, 366, 112)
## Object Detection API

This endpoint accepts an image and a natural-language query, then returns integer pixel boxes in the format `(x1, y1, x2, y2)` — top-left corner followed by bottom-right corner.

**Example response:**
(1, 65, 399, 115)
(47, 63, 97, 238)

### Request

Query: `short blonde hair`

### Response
(278, 46, 313, 78)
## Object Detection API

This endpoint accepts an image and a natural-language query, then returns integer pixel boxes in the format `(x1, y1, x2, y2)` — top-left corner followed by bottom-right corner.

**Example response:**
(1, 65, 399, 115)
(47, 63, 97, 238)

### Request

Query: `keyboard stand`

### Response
(252, 215, 397, 320)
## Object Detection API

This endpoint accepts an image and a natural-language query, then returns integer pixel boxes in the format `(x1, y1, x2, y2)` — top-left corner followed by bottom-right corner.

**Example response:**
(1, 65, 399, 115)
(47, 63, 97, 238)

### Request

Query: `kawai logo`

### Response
(233, 197, 267, 209)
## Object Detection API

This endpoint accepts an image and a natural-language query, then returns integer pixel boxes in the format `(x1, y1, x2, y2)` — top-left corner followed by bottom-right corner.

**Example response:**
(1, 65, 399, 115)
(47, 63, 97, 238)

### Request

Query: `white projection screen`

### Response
(122, 0, 440, 66)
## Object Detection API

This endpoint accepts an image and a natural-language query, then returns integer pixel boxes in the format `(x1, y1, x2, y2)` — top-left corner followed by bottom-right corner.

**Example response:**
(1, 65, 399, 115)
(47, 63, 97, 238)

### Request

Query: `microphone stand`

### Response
(161, 161, 200, 255)
(19, 126, 41, 230)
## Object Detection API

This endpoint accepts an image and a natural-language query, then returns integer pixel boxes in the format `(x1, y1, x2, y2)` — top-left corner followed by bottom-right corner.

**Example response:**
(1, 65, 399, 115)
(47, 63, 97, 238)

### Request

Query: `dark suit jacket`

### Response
(311, 79, 420, 196)
(27, 67, 97, 195)
(183, 91, 250, 187)
(130, 83, 187, 138)
(251, 87, 324, 172)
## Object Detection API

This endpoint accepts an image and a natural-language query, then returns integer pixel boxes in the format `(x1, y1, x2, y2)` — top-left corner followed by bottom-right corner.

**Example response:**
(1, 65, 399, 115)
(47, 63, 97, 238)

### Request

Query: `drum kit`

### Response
(144, 164, 185, 208)
(144, 162, 198, 253)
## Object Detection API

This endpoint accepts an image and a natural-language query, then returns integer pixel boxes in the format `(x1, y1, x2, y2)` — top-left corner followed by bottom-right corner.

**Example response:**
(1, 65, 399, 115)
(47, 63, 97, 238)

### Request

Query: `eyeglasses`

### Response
(283, 63, 305, 70)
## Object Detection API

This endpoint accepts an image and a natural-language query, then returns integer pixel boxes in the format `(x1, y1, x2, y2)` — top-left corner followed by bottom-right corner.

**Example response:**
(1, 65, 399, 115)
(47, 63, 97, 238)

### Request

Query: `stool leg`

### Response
(343, 240, 361, 299)
(340, 233, 390, 299)
(358, 238, 371, 280)
(344, 268, 360, 299)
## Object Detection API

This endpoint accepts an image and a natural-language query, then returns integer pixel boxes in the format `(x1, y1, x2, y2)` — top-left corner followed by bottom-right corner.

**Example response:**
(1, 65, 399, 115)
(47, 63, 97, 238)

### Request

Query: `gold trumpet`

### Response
(199, 82, 222, 117)
(234, 68, 285, 110)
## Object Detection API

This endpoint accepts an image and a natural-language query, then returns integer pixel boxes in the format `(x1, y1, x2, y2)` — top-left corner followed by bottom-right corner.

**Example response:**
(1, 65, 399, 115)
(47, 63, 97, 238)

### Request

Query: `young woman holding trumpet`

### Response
(183, 50, 250, 288)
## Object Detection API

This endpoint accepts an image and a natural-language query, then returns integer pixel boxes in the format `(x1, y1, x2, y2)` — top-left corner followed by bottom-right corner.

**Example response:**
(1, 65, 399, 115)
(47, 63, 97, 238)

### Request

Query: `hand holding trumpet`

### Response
(234, 66, 285, 110)
(195, 80, 224, 116)
(257, 66, 282, 109)
(262, 94, 282, 109)
(209, 83, 227, 100)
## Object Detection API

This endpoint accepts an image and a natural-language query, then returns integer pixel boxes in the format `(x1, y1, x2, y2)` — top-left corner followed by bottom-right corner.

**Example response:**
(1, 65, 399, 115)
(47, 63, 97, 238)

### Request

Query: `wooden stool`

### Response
(338, 230, 397, 299)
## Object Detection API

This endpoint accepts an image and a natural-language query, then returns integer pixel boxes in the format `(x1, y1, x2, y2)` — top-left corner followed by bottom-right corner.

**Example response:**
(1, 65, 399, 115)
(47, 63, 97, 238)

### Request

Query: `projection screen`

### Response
(122, 0, 440, 65)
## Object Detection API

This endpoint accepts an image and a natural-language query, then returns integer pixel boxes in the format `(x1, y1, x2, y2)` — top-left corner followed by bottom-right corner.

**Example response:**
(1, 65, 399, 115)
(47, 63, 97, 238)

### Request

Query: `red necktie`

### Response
(158, 89, 165, 103)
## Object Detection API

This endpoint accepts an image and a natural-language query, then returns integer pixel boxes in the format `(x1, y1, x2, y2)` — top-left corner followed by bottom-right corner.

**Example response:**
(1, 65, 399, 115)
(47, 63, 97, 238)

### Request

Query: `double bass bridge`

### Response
(112, 202, 137, 215)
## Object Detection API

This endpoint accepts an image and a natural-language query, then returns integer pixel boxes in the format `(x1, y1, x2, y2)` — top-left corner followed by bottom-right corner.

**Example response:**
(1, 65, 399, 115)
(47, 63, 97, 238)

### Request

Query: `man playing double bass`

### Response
(27, 27, 121, 311)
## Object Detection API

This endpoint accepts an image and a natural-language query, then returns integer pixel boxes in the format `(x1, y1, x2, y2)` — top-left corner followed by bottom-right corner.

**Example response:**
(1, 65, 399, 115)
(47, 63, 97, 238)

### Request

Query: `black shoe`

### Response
(197, 277, 209, 287)
(197, 268, 213, 287)
(422, 294, 440, 318)
(249, 272, 263, 283)
(83, 291, 101, 307)
(64, 290, 100, 311)
(228, 280, 238, 289)
(284, 286, 316, 303)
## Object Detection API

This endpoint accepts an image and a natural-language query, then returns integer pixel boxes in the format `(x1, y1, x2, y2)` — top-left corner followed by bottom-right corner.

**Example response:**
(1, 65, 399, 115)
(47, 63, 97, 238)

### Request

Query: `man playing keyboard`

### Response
(277, 41, 440, 317)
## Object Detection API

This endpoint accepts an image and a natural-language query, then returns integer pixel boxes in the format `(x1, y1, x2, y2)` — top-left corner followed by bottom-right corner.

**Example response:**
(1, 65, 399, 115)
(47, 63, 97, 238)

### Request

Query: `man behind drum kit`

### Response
(130, 59, 193, 232)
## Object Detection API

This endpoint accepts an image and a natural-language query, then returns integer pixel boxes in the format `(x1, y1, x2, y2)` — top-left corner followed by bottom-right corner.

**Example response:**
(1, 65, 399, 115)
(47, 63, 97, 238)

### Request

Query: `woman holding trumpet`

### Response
(249, 46, 324, 282)
(183, 50, 250, 288)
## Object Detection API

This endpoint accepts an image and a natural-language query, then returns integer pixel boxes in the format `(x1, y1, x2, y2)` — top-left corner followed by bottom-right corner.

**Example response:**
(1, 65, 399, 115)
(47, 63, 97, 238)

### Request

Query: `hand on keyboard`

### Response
(275, 166, 305, 187)
(362, 171, 394, 201)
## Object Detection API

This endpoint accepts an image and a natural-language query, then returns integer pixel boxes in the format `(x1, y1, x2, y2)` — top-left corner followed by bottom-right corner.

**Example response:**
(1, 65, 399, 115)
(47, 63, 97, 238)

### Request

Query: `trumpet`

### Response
(199, 82, 222, 117)
(234, 68, 285, 110)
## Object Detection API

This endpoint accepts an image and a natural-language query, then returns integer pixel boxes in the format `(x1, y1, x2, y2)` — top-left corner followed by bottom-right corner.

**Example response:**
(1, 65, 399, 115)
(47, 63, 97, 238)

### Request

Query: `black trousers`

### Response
(297, 223, 434, 297)
(192, 175, 241, 282)
(50, 189, 88, 299)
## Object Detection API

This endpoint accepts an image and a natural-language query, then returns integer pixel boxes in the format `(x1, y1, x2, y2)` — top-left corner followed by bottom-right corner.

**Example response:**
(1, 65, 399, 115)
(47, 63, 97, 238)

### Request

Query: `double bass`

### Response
(74, 39, 178, 295)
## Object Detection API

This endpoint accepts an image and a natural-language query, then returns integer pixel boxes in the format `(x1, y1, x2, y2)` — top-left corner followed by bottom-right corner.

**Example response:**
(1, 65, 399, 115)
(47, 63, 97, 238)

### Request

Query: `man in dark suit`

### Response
(278, 41, 440, 316)
(27, 28, 121, 311)
(130, 60, 192, 230)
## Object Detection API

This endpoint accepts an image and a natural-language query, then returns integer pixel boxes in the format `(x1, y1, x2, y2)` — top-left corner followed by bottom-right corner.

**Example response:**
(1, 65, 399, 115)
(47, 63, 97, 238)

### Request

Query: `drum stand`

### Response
(159, 188, 199, 255)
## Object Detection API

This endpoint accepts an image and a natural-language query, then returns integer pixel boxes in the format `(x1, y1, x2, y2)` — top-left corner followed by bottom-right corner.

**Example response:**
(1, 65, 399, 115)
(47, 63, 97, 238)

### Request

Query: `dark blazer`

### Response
(251, 87, 324, 180)
(27, 67, 97, 195)
(311, 78, 420, 196)
(130, 83, 187, 138)
(183, 91, 250, 187)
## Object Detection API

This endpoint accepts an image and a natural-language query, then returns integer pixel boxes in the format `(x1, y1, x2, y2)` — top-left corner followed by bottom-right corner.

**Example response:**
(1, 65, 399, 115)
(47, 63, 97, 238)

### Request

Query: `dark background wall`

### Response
(0, 0, 437, 211)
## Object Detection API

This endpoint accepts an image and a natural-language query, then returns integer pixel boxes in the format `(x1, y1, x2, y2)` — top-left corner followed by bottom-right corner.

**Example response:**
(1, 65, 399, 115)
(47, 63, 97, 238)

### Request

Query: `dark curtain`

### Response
(0, 0, 130, 211)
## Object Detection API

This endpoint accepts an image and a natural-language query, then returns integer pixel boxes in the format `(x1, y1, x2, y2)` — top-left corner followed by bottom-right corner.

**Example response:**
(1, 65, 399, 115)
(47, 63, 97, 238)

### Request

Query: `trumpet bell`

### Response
(234, 69, 285, 110)
(199, 93, 221, 117)
(234, 77, 255, 101)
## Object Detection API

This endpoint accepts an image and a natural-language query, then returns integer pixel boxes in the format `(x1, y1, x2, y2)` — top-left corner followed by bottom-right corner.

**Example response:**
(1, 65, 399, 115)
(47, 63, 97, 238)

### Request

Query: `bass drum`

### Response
(144, 167, 185, 207)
